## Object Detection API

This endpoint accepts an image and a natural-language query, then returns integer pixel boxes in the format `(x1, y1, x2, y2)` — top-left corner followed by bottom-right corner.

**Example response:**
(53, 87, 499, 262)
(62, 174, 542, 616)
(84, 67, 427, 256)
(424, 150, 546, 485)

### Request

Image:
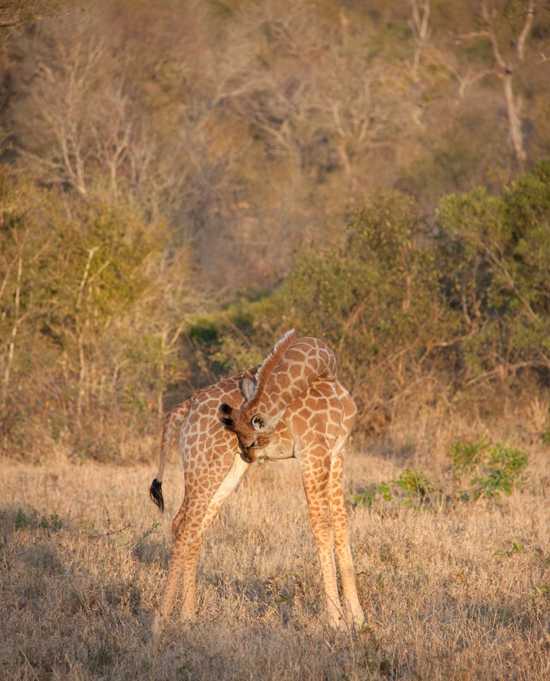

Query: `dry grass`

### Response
(1, 414, 549, 680)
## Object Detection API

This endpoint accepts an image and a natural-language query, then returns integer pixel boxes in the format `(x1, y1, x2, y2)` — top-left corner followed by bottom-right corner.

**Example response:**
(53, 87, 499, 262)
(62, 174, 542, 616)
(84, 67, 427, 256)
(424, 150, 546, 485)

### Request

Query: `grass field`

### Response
(1, 420, 549, 680)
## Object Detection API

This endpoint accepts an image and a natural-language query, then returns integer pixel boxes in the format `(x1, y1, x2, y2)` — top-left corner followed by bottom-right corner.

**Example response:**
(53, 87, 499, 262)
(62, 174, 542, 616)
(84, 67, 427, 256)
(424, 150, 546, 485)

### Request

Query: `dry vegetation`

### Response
(1, 3, 550, 678)
(2, 1, 550, 462)
(1, 405, 549, 681)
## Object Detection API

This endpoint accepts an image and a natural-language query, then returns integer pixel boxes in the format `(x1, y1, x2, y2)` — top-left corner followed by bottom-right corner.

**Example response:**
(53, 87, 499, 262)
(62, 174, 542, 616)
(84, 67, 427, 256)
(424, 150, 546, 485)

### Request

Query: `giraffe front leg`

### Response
(301, 454, 345, 630)
(329, 452, 365, 630)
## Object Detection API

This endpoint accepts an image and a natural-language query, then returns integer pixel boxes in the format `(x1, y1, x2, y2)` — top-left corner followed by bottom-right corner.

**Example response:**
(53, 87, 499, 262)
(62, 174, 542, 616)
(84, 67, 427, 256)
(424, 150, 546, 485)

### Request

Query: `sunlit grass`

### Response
(1, 413, 548, 680)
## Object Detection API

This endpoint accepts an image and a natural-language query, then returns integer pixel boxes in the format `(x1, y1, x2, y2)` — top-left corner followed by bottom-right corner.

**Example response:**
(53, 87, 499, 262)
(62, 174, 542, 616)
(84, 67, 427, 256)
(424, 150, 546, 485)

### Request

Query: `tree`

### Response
(217, 2, 410, 191)
(0, 168, 190, 457)
(462, 0, 537, 168)
(437, 160, 550, 384)
(13, 22, 186, 218)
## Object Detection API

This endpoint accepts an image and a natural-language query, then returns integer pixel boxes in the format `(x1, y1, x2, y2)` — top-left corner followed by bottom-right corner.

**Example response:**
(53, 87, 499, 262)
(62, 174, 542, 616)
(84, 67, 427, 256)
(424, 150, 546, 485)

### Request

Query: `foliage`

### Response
(352, 438, 528, 509)
(181, 164, 550, 434)
(0, 169, 191, 460)
(14, 508, 63, 532)
(3, 0, 549, 290)
(449, 438, 528, 500)
(352, 469, 436, 508)
(205, 192, 451, 429)
(437, 161, 550, 383)
(3, 161, 545, 460)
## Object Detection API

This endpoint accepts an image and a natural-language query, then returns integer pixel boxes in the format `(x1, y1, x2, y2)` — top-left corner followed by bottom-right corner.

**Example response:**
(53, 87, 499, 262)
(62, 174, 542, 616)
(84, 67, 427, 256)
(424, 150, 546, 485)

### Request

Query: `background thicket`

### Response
(1, 0, 550, 461)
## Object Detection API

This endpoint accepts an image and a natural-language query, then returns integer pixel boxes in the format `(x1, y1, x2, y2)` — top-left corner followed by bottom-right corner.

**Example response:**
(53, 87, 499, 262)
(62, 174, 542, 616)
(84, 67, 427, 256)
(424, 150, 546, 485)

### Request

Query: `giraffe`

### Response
(149, 329, 365, 642)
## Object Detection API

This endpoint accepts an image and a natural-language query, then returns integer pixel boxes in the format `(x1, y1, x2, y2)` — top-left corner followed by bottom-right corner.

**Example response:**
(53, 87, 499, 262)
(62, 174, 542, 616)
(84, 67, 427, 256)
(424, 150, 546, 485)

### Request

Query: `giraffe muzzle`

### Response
(237, 435, 259, 463)
(239, 446, 256, 464)
(237, 433, 270, 464)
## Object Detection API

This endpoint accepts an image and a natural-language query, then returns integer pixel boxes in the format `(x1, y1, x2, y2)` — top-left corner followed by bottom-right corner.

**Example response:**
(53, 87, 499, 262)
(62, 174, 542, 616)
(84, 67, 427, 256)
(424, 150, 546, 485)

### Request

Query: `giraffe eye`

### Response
(251, 415, 265, 431)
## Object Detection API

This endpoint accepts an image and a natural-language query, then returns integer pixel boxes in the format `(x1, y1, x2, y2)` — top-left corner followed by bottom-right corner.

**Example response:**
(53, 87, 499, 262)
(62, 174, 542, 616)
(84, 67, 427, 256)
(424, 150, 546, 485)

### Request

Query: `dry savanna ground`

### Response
(1, 412, 549, 681)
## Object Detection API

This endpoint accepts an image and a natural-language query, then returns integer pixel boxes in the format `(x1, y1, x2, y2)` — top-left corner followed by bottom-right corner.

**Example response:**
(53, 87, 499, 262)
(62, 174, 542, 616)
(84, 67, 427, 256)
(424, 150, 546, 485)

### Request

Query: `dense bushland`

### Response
(0, 171, 195, 460)
(3, 162, 550, 460)
(186, 162, 550, 434)
(1, 1, 550, 461)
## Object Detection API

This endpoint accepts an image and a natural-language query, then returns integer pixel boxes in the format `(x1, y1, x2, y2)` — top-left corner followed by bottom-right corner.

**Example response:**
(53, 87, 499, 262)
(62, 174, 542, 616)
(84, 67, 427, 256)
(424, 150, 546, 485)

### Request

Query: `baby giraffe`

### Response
(150, 330, 364, 642)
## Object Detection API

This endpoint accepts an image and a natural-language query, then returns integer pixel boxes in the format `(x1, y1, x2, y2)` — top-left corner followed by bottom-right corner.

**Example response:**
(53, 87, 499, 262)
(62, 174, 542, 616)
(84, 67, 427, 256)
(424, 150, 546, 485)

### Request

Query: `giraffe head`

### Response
(218, 330, 297, 463)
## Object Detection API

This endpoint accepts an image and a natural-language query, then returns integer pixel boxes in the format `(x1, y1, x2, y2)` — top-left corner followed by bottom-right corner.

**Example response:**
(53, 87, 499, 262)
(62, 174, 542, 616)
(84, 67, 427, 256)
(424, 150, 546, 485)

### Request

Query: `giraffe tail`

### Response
(150, 399, 192, 513)
(149, 478, 164, 512)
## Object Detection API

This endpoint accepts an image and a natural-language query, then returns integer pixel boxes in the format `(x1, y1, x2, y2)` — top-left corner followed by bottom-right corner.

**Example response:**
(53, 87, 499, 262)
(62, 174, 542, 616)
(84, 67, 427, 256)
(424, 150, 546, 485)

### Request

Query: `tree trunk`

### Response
(502, 72, 526, 168)
(1, 255, 23, 408)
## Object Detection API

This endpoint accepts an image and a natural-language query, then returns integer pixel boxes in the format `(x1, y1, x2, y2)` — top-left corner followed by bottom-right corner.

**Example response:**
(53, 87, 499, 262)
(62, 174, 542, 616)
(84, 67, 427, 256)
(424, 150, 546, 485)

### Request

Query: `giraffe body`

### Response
(150, 332, 365, 642)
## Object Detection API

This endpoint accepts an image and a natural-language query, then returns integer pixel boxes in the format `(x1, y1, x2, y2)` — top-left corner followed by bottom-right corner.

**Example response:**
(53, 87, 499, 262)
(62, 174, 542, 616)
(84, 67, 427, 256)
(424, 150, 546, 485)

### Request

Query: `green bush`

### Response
(437, 161, 550, 384)
(4, 161, 550, 460)
(184, 163, 550, 434)
(352, 469, 436, 508)
(0, 170, 189, 460)
(450, 439, 528, 499)
(186, 191, 452, 431)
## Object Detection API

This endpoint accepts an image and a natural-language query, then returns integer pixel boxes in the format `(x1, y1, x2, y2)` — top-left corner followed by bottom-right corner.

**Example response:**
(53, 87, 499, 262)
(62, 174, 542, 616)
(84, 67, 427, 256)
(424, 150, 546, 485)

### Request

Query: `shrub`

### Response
(352, 469, 436, 508)
(436, 161, 550, 385)
(0, 170, 190, 461)
(450, 439, 528, 499)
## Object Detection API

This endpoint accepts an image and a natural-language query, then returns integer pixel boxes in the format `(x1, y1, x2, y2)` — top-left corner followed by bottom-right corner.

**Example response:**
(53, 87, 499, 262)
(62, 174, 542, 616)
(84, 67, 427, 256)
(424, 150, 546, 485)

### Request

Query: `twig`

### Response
(87, 523, 131, 539)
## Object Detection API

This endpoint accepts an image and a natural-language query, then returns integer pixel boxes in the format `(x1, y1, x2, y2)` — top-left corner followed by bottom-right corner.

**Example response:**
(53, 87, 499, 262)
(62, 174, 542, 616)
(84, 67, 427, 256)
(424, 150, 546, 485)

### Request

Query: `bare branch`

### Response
(517, 0, 536, 61)
(481, 0, 507, 70)
(409, 0, 431, 81)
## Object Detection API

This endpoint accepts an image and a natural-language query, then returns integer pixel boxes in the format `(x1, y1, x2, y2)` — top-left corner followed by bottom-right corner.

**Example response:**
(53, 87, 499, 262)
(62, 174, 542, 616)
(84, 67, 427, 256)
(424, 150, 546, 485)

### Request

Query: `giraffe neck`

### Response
(251, 337, 337, 420)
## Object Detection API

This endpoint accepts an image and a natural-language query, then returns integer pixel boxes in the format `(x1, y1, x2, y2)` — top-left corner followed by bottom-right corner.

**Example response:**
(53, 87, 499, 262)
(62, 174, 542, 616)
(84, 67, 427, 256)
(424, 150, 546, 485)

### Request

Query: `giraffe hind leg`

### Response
(301, 448, 345, 629)
(153, 454, 248, 642)
(152, 493, 209, 641)
(329, 449, 365, 629)
(178, 454, 248, 621)
(152, 511, 188, 644)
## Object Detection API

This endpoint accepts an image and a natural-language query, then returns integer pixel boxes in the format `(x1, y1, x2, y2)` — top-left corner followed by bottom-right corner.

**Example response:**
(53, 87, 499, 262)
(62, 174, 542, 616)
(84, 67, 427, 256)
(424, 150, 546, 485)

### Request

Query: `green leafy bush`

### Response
(437, 161, 550, 384)
(450, 439, 528, 499)
(352, 469, 436, 508)
(0, 170, 189, 460)
(14, 509, 63, 532)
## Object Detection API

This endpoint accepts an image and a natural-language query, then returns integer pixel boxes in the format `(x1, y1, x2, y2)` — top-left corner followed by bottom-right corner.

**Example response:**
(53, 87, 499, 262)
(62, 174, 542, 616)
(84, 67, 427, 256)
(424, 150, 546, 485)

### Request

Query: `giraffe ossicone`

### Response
(150, 330, 365, 643)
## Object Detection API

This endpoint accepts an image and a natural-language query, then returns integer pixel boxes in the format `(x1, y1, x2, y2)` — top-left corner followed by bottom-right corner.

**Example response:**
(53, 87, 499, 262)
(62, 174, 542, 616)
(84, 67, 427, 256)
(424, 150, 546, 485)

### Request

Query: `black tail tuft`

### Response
(149, 478, 164, 512)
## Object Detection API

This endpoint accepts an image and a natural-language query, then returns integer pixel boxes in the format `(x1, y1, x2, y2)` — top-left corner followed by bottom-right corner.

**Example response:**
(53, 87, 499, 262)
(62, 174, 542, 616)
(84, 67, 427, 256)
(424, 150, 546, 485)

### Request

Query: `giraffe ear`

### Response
(220, 416, 235, 429)
(239, 376, 257, 402)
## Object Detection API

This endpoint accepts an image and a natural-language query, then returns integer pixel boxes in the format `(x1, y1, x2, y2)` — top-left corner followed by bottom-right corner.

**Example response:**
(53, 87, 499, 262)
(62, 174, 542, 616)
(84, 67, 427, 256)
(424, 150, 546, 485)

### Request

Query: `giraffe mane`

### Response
(248, 329, 297, 404)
